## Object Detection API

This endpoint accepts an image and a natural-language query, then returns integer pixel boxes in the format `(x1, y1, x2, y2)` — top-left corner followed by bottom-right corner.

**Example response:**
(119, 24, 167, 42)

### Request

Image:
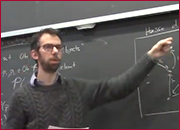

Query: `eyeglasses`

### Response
(38, 44, 65, 52)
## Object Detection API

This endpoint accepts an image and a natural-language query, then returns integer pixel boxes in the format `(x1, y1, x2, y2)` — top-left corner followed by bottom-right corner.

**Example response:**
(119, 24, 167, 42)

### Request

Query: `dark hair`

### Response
(30, 28, 61, 65)
(30, 28, 61, 51)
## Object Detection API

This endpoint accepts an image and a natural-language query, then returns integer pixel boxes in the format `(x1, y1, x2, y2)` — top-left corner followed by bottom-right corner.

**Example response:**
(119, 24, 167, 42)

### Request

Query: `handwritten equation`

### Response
(1, 93, 9, 127)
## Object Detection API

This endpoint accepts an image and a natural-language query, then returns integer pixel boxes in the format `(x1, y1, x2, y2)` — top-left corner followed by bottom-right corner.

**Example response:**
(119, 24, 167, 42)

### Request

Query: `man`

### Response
(6, 28, 173, 129)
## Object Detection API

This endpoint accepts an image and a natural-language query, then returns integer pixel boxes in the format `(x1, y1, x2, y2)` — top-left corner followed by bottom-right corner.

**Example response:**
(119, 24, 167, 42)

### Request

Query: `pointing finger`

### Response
(165, 37, 173, 41)
(159, 37, 173, 46)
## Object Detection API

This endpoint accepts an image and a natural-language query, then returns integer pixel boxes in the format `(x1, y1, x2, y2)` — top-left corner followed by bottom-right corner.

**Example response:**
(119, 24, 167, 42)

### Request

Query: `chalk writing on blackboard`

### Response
(134, 26, 179, 118)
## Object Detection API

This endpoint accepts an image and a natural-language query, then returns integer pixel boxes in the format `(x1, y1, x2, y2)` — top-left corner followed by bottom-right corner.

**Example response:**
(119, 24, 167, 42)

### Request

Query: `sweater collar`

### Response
(30, 71, 63, 86)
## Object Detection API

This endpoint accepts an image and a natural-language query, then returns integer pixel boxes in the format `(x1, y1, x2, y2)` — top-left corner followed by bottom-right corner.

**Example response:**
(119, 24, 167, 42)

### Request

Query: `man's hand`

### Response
(147, 37, 173, 59)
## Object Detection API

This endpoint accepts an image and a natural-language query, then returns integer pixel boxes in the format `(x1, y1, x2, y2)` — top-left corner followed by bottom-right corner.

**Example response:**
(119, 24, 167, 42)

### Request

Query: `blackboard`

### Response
(1, 11, 179, 129)
(1, 1, 179, 32)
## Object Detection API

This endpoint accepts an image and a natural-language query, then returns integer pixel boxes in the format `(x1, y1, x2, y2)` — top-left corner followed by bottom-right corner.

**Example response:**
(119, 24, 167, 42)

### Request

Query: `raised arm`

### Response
(77, 37, 173, 110)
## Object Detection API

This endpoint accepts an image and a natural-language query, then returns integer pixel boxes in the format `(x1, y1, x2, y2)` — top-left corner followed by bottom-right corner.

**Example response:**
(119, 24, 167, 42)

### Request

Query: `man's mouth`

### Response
(50, 59, 60, 63)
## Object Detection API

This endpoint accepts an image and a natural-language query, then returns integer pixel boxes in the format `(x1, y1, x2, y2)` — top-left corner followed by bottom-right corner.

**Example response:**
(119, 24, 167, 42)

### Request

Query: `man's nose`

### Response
(52, 46, 58, 53)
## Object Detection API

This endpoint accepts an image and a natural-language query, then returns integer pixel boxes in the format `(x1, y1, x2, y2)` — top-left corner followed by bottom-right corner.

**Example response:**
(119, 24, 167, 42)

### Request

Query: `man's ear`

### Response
(30, 50, 39, 60)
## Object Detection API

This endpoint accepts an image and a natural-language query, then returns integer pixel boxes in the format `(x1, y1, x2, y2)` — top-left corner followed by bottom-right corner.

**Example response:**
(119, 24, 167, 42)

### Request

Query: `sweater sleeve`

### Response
(76, 53, 156, 110)
(6, 90, 26, 129)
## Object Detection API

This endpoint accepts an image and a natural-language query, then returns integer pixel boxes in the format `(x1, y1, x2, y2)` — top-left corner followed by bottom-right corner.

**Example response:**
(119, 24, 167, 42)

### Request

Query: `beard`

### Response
(39, 54, 60, 73)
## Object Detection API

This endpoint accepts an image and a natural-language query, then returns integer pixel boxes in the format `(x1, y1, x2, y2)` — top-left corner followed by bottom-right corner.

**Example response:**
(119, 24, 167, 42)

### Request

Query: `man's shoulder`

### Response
(63, 77, 100, 87)
(63, 77, 88, 84)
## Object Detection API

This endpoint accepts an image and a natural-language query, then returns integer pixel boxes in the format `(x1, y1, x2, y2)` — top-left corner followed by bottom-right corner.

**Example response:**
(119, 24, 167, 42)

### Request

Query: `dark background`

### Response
(1, 1, 179, 129)
(1, 1, 178, 32)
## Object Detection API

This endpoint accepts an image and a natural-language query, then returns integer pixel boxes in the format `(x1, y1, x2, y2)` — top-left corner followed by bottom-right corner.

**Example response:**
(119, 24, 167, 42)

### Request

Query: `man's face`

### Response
(36, 33, 63, 73)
